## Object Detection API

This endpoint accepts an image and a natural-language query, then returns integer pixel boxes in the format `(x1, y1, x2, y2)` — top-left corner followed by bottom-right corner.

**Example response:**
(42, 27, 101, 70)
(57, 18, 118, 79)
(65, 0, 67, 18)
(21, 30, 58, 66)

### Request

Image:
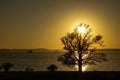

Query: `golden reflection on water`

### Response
(82, 65, 88, 72)
(74, 65, 88, 72)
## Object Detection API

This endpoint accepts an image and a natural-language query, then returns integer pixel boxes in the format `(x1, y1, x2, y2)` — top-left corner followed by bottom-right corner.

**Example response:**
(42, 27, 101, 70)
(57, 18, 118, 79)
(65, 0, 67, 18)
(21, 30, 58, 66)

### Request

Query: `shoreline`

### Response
(0, 71, 119, 80)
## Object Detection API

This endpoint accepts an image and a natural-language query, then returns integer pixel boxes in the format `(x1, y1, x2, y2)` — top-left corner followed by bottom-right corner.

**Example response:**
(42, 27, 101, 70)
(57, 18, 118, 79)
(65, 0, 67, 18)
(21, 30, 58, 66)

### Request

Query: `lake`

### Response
(0, 50, 119, 71)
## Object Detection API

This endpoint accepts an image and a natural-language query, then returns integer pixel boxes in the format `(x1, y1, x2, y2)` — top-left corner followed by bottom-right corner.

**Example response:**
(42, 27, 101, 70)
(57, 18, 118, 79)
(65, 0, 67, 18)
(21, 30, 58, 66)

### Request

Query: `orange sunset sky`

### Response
(0, 0, 120, 49)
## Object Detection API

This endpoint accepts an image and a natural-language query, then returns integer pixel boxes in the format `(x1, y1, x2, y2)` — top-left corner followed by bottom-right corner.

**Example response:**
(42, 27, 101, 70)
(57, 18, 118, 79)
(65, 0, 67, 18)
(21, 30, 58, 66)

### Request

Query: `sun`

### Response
(77, 25, 86, 34)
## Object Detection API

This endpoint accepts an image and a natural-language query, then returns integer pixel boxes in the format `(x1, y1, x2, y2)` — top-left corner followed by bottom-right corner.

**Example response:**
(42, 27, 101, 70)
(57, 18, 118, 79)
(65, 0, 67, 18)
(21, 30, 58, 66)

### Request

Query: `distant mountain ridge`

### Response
(0, 48, 120, 52)
(0, 48, 50, 52)
(0, 48, 64, 52)
(97, 49, 120, 51)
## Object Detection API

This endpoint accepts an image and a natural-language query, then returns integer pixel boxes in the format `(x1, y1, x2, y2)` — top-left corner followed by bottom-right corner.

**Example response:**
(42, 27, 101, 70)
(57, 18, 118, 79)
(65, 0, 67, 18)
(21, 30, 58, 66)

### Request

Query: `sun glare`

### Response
(77, 26, 86, 34)
(75, 65, 88, 72)
(82, 65, 88, 72)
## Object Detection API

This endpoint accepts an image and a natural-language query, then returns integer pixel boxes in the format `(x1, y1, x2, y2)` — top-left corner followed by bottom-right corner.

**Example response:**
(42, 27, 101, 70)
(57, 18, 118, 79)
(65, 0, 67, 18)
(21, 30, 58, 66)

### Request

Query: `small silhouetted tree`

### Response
(25, 67, 34, 72)
(47, 64, 58, 71)
(58, 23, 107, 72)
(1, 62, 14, 72)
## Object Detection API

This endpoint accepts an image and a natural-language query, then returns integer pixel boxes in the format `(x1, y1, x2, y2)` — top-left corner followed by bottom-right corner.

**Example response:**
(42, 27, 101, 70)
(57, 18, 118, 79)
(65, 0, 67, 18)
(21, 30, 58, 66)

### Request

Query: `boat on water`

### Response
(27, 50, 32, 53)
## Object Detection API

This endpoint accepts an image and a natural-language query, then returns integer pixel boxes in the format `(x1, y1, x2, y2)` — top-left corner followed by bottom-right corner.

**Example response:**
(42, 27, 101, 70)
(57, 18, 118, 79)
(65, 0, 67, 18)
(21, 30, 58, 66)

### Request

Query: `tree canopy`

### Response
(58, 23, 107, 72)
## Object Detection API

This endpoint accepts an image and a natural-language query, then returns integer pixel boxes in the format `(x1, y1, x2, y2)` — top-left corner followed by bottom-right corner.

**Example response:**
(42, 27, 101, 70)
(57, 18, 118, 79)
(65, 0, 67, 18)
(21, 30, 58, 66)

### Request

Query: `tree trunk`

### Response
(78, 53, 82, 72)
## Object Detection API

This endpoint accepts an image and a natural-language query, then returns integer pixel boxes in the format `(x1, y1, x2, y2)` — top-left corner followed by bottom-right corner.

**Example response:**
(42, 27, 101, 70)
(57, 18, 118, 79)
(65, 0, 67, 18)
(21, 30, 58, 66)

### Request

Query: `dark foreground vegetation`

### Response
(0, 71, 119, 80)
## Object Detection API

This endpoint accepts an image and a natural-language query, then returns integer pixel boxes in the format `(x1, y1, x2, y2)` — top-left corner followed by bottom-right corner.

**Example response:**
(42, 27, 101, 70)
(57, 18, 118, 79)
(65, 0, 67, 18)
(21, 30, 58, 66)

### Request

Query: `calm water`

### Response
(0, 51, 119, 71)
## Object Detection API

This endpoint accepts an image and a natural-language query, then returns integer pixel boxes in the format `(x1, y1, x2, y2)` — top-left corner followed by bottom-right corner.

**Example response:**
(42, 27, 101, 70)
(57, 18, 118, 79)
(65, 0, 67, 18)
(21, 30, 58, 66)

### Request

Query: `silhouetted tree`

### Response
(47, 64, 58, 71)
(58, 23, 107, 72)
(25, 67, 34, 72)
(1, 62, 14, 72)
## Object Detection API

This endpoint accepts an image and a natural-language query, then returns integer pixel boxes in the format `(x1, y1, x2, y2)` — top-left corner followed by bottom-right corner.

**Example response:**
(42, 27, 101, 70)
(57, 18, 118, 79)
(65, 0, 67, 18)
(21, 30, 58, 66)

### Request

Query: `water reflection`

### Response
(74, 65, 88, 72)
(82, 65, 88, 72)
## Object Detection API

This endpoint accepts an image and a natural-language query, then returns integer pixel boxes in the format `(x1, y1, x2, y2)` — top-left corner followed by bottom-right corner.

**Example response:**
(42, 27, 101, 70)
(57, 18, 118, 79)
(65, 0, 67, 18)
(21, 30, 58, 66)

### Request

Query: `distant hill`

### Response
(0, 48, 51, 52)
(0, 48, 120, 52)
(97, 49, 120, 51)
(32, 48, 51, 52)
(0, 48, 62, 52)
